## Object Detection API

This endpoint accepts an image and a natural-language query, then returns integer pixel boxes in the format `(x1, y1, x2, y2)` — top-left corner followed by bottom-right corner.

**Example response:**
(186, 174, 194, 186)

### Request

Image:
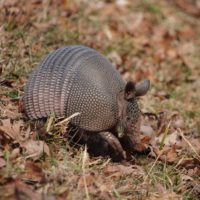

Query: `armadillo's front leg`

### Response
(98, 132, 126, 160)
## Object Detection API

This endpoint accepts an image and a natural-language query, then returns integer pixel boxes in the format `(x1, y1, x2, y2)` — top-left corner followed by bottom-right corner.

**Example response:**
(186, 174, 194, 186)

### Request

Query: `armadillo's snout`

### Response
(119, 79, 150, 153)
(126, 116, 145, 152)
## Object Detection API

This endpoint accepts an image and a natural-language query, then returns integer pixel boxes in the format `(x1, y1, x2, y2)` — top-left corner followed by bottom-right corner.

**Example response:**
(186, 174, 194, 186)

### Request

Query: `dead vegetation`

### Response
(0, 0, 200, 199)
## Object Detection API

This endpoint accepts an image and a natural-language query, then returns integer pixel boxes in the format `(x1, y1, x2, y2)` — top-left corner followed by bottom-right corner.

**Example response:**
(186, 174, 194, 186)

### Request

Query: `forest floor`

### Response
(0, 0, 200, 199)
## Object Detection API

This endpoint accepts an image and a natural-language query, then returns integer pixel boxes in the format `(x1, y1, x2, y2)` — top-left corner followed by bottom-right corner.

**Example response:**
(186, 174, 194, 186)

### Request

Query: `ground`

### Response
(0, 0, 200, 199)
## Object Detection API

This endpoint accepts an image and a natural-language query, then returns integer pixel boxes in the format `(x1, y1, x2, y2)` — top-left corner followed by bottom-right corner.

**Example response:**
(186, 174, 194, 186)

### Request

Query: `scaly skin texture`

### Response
(23, 45, 150, 160)
(24, 45, 125, 131)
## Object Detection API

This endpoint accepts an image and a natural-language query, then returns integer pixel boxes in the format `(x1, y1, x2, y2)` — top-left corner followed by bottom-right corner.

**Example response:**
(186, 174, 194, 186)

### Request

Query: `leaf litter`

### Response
(0, 119, 50, 160)
(0, 0, 200, 199)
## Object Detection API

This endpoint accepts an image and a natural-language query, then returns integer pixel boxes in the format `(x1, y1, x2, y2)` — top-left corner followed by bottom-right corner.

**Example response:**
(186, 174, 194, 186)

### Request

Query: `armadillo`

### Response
(23, 45, 150, 159)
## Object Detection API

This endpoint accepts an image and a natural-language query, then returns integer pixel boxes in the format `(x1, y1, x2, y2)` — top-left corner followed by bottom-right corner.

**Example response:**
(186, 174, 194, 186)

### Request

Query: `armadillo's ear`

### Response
(124, 81, 136, 101)
(135, 80, 150, 97)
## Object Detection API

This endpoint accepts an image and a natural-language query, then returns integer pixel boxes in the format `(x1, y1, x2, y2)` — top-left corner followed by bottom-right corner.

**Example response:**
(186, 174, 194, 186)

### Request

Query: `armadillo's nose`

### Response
(127, 131, 148, 153)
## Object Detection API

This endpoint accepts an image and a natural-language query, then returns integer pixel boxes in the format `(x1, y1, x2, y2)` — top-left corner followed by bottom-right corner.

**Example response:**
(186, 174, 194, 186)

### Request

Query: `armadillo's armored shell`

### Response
(24, 45, 125, 131)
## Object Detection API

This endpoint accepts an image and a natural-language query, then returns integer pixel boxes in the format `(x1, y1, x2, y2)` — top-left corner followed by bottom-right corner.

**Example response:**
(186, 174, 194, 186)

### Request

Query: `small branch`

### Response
(55, 112, 81, 126)
(82, 146, 90, 200)
(178, 128, 200, 161)
(143, 150, 163, 182)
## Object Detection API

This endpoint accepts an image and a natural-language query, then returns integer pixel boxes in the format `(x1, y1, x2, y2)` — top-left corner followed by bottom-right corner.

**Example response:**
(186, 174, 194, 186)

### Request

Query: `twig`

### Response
(82, 146, 90, 200)
(178, 128, 200, 161)
(55, 112, 81, 126)
(143, 150, 163, 182)
(46, 114, 55, 132)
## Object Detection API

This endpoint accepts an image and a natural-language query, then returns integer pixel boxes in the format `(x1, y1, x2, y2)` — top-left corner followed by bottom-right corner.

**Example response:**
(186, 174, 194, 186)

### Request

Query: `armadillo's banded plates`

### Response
(24, 45, 125, 131)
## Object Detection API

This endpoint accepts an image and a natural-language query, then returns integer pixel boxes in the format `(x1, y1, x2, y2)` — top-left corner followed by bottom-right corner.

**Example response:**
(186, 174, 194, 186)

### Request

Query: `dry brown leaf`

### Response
(104, 164, 144, 177)
(0, 103, 20, 119)
(148, 183, 182, 200)
(78, 173, 97, 187)
(165, 145, 178, 163)
(77, 173, 113, 199)
(33, 21, 55, 30)
(21, 161, 45, 183)
(107, 51, 122, 66)
(186, 138, 200, 154)
(166, 49, 177, 60)
(149, 191, 182, 200)
(118, 164, 144, 175)
(176, 137, 200, 155)
(152, 146, 178, 164)
(23, 140, 50, 158)
(14, 180, 55, 200)
(103, 165, 121, 177)
(187, 167, 199, 176)
(181, 174, 193, 182)
(0, 119, 24, 141)
(158, 131, 179, 146)
(175, 0, 200, 17)
(176, 157, 200, 169)
(0, 119, 50, 159)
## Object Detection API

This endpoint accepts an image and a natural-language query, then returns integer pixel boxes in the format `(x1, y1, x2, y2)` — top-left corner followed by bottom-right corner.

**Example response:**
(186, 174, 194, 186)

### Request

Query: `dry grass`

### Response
(0, 0, 200, 199)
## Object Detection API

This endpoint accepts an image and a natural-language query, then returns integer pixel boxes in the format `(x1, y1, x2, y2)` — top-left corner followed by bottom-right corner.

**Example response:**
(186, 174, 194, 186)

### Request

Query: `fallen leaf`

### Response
(187, 167, 199, 176)
(104, 164, 144, 177)
(166, 49, 177, 60)
(158, 131, 179, 146)
(107, 51, 122, 66)
(181, 174, 193, 182)
(23, 140, 50, 158)
(0, 103, 20, 119)
(33, 20, 56, 30)
(152, 146, 178, 164)
(149, 190, 181, 200)
(15, 180, 55, 200)
(21, 161, 45, 183)
(0, 119, 50, 159)
(165, 145, 178, 163)
(175, 0, 200, 17)
(78, 173, 97, 187)
(0, 119, 25, 141)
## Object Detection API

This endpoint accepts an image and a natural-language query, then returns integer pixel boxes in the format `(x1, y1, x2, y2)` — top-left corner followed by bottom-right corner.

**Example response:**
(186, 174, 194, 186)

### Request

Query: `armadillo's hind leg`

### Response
(98, 132, 126, 160)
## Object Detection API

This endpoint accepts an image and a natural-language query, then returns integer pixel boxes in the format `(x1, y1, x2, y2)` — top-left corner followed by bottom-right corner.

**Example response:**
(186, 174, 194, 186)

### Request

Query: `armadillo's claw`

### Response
(98, 131, 126, 160)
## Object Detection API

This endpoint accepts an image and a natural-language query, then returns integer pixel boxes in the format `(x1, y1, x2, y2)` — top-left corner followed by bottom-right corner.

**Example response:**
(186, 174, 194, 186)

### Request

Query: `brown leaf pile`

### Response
(0, 119, 49, 160)
(0, 0, 200, 199)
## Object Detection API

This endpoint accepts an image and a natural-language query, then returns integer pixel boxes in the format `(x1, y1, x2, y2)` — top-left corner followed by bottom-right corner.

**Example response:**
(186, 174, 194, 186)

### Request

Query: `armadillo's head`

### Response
(117, 80, 150, 152)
